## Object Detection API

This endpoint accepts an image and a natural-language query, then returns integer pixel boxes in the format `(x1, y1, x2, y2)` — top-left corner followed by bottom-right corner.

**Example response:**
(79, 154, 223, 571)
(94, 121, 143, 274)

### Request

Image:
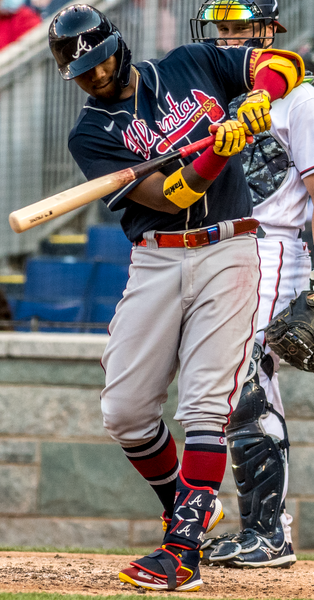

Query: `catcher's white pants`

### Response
(256, 233, 311, 502)
(101, 233, 260, 447)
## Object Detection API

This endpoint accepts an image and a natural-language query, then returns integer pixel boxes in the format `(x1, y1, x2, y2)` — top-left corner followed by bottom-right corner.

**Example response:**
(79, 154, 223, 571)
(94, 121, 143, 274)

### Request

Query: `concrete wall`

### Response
(0, 332, 313, 550)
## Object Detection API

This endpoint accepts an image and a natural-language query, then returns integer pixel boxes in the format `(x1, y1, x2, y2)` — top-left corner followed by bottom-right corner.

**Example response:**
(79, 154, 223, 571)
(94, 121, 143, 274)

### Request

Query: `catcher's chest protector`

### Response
(229, 73, 314, 208)
(228, 94, 290, 206)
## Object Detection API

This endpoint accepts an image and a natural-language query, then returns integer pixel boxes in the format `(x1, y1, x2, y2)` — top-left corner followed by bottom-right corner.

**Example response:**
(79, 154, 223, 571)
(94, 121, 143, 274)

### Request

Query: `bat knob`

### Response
(9, 212, 22, 234)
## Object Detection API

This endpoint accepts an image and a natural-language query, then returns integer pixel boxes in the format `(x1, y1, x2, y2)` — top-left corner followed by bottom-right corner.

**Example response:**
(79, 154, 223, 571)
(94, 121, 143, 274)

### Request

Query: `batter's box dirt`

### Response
(0, 552, 313, 599)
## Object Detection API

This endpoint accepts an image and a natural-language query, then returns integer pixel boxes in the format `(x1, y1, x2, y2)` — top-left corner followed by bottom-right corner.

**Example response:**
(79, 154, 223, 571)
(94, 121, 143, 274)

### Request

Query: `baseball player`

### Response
(191, 0, 314, 568)
(49, 4, 304, 590)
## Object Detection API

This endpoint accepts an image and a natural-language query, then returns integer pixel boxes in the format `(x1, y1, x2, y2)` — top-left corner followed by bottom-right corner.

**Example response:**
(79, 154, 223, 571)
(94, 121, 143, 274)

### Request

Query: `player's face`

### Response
(215, 21, 273, 47)
(74, 55, 121, 100)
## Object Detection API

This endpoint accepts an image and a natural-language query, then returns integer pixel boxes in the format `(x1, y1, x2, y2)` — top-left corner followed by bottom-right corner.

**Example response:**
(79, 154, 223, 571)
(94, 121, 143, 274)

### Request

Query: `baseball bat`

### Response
(9, 133, 219, 234)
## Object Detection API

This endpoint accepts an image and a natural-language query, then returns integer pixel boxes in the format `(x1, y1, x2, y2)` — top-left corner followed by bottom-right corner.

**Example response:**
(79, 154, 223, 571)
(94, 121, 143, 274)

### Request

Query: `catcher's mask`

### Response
(190, 0, 287, 49)
(49, 3, 132, 86)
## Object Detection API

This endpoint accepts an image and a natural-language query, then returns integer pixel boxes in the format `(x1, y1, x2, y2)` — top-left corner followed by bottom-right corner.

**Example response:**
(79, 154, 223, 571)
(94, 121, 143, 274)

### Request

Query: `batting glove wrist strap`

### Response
(163, 167, 205, 209)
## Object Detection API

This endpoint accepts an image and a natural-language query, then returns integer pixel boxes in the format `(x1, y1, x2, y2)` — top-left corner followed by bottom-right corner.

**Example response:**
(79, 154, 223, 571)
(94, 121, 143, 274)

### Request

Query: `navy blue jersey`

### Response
(69, 42, 254, 242)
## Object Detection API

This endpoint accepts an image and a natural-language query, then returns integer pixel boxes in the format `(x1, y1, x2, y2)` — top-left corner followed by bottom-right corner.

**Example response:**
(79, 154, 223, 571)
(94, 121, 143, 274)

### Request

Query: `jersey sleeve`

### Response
(69, 126, 150, 212)
(289, 85, 314, 180)
(183, 43, 253, 103)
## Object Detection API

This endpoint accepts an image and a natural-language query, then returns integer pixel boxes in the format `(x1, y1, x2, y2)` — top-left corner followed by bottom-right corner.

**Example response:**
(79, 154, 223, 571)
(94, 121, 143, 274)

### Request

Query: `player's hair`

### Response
(190, 0, 287, 49)
(49, 4, 132, 86)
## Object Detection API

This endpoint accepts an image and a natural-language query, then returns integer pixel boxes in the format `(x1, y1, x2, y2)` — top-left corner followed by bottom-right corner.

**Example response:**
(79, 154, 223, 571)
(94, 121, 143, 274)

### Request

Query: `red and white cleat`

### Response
(119, 546, 203, 591)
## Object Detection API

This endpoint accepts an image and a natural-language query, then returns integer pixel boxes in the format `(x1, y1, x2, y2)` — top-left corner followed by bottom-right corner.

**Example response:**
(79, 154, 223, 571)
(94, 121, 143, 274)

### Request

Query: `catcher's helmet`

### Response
(49, 4, 132, 85)
(190, 0, 287, 49)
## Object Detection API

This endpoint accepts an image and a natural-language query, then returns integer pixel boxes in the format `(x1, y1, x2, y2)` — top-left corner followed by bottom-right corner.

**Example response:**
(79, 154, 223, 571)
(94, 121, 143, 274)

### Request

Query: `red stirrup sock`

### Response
(182, 429, 227, 494)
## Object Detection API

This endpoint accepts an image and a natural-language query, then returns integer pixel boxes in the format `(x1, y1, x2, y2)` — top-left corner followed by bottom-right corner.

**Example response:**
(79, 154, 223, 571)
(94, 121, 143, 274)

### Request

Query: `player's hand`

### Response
(208, 120, 247, 157)
(237, 89, 271, 134)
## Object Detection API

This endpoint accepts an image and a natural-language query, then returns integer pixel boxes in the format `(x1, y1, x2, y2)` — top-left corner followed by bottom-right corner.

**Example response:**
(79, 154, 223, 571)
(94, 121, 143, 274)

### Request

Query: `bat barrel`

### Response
(8, 168, 136, 233)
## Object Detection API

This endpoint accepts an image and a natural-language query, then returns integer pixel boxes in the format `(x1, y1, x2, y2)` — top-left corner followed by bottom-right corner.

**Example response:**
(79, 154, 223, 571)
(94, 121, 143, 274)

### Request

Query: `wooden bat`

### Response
(9, 134, 218, 234)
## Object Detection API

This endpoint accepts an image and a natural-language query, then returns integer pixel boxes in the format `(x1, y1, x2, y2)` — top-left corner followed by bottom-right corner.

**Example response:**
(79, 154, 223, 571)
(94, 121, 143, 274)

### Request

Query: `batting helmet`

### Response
(190, 0, 287, 49)
(49, 4, 132, 86)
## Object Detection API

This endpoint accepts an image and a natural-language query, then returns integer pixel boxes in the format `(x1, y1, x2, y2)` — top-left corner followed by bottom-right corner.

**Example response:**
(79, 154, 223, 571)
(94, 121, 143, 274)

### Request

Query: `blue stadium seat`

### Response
(7, 297, 18, 315)
(24, 257, 94, 301)
(15, 253, 130, 331)
(85, 299, 118, 331)
(0, 275, 25, 300)
(86, 225, 133, 263)
(10, 298, 85, 332)
(40, 234, 87, 258)
(87, 261, 129, 299)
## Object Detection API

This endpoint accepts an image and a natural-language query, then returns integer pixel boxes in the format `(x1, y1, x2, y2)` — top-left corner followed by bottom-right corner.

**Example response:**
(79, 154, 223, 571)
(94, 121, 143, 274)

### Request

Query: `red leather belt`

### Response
(136, 218, 259, 249)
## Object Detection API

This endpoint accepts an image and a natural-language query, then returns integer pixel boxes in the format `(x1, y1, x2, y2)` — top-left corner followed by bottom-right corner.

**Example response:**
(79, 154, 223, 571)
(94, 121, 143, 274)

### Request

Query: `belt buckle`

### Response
(183, 228, 202, 249)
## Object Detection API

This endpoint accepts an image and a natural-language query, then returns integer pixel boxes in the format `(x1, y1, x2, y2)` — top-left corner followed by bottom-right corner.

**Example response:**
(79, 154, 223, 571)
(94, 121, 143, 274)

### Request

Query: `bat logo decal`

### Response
(73, 35, 93, 59)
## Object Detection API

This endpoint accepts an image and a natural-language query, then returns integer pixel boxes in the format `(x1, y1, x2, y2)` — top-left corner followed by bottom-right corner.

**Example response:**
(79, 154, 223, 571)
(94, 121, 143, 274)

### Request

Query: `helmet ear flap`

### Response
(114, 37, 132, 88)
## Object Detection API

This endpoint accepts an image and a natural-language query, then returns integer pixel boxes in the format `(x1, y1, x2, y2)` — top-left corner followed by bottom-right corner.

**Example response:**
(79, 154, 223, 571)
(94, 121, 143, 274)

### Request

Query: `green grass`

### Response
(0, 545, 314, 560)
(295, 552, 314, 560)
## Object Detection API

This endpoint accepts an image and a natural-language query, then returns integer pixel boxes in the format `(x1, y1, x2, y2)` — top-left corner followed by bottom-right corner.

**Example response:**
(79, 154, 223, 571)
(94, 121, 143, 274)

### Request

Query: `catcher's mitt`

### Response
(264, 290, 314, 372)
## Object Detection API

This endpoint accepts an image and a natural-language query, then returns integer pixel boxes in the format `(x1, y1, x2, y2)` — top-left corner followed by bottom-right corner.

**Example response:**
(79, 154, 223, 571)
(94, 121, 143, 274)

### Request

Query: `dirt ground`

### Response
(0, 552, 314, 599)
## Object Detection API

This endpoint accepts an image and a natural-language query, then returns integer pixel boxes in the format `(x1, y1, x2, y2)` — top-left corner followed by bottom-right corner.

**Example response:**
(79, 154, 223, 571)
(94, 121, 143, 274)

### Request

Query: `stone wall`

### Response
(0, 332, 313, 550)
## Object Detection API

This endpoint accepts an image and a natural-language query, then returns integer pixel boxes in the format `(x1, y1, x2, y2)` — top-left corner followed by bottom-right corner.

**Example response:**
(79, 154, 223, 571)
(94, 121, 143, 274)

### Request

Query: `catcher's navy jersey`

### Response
(69, 42, 254, 242)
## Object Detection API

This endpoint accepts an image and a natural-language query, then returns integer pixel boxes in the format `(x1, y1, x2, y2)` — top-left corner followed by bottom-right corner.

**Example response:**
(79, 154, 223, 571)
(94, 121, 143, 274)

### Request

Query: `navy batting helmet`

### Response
(49, 4, 132, 86)
(190, 0, 287, 48)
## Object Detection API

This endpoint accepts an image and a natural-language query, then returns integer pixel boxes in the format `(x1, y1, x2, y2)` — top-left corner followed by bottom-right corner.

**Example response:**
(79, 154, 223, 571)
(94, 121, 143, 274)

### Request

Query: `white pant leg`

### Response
(101, 234, 260, 445)
(101, 245, 183, 446)
(256, 237, 311, 504)
(256, 237, 311, 345)
(171, 234, 260, 431)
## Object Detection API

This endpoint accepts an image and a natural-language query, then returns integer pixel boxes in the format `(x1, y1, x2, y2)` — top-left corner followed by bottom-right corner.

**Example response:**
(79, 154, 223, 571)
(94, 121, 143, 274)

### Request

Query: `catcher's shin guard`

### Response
(226, 350, 289, 536)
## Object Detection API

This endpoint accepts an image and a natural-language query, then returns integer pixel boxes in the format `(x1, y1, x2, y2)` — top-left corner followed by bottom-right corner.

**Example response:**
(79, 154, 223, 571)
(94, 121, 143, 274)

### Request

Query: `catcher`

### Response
(191, 0, 314, 569)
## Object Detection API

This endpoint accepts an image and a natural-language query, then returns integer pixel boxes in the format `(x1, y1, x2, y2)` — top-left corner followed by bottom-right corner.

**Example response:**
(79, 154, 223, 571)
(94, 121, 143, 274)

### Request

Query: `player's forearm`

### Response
(126, 163, 215, 213)
(127, 121, 247, 212)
